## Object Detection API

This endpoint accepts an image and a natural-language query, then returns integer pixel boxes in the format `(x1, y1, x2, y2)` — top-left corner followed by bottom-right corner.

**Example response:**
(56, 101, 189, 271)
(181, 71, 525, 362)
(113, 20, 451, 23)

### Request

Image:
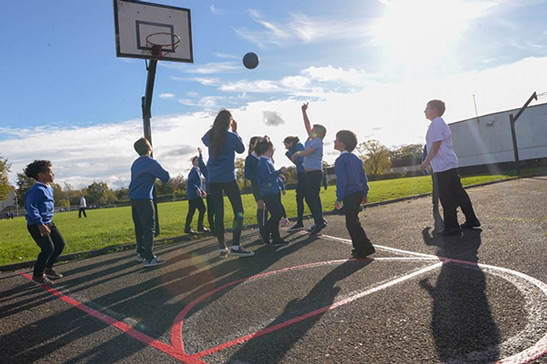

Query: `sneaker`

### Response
(288, 223, 305, 232)
(219, 250, 229, 258)
(44, 268, 63, 279)
(143, 256, 165, 267)
(197, 227, 210, 232)
(309, 222, 327, 236)
(230, 247, 255, 257)
(460, 219, 481, 229)
(352, 246, 376, 259)
(136, 253, 144, 262)
(259, 231, 271, 244)
(437, 227, 462, 236)
(184, 228, 198, 235)
(280, 218, 290, 227)
(306, 224, 316, 232)
(272, 240, 289, 247)
(32, 275, 53, 286)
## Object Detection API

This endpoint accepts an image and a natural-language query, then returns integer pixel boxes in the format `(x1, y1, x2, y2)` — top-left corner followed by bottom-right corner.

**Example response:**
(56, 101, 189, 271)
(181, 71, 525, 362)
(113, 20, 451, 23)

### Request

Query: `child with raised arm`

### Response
(255, 137, 289, 246)
(244, 136, 269, 243)
(283, 136, 306, 231)
(24, 160, 66, 286)
(334, 130, 376, 258)
(420, 99, 480, 236)
(128, 137, 170, 267)
(291, 103, 327, 235)
(185, 154, 208, 235)
(202, 109, 254, 258)
(198, 147, 215, 236)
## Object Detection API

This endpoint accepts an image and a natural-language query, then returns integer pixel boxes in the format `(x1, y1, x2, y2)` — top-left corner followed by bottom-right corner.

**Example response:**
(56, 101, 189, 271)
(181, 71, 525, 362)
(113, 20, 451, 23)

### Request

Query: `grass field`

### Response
(0, 170, 536, 265)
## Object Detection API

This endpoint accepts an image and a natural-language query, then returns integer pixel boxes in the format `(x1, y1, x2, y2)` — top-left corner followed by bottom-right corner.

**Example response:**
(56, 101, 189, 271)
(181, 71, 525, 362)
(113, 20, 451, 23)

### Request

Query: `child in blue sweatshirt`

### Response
(334, 130, 375, 258)
(255, 137, 288, 246)
(244, 136, 269, 242)
(24, 160, 66, 286)
(185, 154, 208, 234)
(198, 147, 215, 236)
(283, 136, 305, 231)
(128, 137, 170, 267)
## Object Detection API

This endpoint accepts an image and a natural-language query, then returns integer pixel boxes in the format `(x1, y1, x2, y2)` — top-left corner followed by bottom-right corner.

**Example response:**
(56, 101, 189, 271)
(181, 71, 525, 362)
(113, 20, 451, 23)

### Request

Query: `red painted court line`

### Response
(19, 272, 208, 364)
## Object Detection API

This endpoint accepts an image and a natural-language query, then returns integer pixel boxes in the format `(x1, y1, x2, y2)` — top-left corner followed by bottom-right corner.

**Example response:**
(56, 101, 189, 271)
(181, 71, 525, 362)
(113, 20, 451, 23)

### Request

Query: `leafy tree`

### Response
(235, 157, 246, 189)
(390, 144, 424, 167)
(16, 171, 34, 206)
(86, 181, 110, 205)
(356, 139, 391, 175)
(0, 154, 11, 201)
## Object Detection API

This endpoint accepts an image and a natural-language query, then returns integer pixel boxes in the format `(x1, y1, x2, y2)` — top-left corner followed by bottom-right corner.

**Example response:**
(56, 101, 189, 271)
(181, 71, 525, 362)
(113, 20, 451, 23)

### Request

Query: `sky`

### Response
(1, 0, 547, 190)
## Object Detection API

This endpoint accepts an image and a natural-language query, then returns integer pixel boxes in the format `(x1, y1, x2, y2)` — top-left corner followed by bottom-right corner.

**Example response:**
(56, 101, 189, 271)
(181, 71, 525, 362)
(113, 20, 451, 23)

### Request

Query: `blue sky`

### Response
(1, 0, 547, 189)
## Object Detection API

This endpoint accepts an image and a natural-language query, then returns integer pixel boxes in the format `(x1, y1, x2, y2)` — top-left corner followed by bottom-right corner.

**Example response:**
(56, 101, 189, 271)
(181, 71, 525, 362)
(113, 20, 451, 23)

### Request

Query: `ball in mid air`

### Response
(243, 52, 259, 69)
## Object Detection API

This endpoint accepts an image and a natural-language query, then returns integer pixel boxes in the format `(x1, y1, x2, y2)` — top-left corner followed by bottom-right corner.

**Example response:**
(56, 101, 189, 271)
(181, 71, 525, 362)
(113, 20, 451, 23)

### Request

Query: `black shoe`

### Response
(288, 223, 305, 232)
(437, 227, 462, 236)
(197, 227, 210, 232)
(460, 219, 481, 229)
(184, 228, 198, 235)
(352, 246, 376, 259)
(309, 222, 326, 236)
(272, 240, 289, 247)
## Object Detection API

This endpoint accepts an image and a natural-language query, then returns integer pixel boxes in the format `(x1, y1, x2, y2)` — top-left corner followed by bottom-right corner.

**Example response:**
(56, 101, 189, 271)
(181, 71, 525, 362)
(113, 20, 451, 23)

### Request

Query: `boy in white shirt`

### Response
(421, 99, 480, 236)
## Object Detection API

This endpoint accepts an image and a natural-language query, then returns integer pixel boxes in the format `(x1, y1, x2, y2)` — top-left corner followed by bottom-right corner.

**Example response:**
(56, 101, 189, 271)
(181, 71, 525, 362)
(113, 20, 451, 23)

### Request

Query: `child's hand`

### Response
(335, 201, 341, 210)
(201, 191, 207, 198)
(231, 119, 238, 132)
(282, 190, 286, 195)
(301, 102, 309, 112)
(38, 224, 51, 236)
(361, 197, 367, 204)
(280, 174, 287, 182)
(197, 147, 202, 155)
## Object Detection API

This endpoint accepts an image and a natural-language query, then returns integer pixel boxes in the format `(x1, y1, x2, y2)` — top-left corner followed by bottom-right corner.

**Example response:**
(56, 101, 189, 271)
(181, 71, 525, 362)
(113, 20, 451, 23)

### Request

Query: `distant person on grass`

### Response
(334, 130, 376, 258)
(291, 103, 328, 235)
(128, 137, 170, 267)
(185, 154, 208, 235)
(24, 160, 66, 286)
(255, 137, 289, 246)
(78, 194, 87, 218)
(420, 99, 481, 236)
(283, 136, 306, 231)
(198, 147, 215, 236)
(202, 109, 254, 258)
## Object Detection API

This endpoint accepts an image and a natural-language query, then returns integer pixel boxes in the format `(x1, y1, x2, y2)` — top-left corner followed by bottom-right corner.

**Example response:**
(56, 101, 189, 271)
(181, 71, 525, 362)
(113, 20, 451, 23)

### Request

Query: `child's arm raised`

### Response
(301, 103, 312, 136)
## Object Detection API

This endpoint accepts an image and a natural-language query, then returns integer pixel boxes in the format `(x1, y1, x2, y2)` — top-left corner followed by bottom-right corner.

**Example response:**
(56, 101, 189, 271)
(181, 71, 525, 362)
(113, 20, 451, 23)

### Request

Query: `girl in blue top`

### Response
(24, 160, 66, 286)
(185, 154, 208, 235)
(244, 136, 269, 243)
(202, 109, 254, 258)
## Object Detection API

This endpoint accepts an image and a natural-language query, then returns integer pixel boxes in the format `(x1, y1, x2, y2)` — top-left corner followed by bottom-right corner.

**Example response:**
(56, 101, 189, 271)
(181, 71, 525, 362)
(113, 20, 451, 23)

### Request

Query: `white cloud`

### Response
(159, 93, 175, 99)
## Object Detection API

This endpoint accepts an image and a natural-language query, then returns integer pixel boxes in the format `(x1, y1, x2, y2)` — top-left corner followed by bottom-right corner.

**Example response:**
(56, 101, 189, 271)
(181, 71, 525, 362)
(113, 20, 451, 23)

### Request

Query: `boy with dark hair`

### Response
(421, 99, 480, 236)
(334, 130, 375, 258)
(255, 137, 288, 246)
(129, 137, 170, 266)
(24, 160, 66, 285)
(291, 103, 328, 235)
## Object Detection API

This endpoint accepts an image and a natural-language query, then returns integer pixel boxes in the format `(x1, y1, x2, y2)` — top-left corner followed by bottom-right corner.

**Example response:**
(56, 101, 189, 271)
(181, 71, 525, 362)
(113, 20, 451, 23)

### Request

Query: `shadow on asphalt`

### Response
(420, 229, 501, 362)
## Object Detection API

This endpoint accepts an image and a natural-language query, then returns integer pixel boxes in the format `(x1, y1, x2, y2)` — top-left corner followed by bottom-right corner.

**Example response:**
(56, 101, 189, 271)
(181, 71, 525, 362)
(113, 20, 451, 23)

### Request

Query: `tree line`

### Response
(0, 141, 424, 208)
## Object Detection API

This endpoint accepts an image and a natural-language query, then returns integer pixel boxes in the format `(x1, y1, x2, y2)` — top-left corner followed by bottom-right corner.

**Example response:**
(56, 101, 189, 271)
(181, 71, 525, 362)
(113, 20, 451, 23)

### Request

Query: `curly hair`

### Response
(24, 160, 51, 180)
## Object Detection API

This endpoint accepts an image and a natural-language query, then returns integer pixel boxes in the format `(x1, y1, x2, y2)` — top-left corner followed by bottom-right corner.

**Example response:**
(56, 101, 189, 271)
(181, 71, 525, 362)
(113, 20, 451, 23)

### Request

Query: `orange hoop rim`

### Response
(145, 32, 181, 57)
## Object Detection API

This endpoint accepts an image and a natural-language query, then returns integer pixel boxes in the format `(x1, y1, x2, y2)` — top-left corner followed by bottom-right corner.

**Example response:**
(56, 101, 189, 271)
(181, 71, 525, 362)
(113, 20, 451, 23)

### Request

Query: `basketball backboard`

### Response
(113, 0, 193, 63)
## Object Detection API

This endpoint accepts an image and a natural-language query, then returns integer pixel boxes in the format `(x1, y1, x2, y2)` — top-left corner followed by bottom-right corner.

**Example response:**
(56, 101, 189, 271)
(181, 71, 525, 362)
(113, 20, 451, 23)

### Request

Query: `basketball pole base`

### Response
(141, 58, 161, 236)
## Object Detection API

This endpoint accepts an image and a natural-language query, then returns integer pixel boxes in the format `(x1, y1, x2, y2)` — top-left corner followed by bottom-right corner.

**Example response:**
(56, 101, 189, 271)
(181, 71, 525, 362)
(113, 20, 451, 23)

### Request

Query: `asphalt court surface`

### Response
(1, 176, 546, 363)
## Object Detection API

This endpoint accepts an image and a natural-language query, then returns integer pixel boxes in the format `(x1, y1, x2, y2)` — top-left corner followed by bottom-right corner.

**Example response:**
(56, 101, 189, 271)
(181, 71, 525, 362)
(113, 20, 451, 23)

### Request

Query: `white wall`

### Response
(449, 103, 547, 167)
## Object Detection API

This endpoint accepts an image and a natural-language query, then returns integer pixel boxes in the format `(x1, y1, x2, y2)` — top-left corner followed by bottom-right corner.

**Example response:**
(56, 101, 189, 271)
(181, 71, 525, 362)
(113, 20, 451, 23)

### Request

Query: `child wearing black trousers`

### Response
(24, 160, 66, 285)
(334, 130, 375, 258)
(255, 137, 289, 246)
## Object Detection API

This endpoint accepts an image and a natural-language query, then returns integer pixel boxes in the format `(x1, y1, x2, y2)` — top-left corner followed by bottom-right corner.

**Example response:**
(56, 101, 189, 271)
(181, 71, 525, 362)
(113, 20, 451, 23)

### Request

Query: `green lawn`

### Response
(0, 170, 532, 265)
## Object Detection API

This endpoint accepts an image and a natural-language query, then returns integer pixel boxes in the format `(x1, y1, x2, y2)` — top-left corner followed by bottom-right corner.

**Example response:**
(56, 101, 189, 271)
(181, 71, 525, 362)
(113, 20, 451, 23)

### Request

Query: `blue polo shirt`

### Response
(128, 156, 170, 200)
(302, 137, 323, 171)
(25, 182, 54, 226)
(334, 151, 369, 202)
(257, 156, 282, 195)
(202, 130, 245, 183)
(285, 142, 305, 173)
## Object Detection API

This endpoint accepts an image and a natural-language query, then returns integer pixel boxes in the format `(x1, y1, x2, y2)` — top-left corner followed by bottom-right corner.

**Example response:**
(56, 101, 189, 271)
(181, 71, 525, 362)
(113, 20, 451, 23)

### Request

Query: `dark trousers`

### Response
(435, 168, 478, 229)
(78, 207, 87, 218)
(262, 192, 284, 242)
(295, 172, 306, 223)
(131, 199, 156, 260)
(304, 170, 324, 225)
(28, 222, 66, 278)
(206, 194, 215, 234)
(278, 192, 287, 218)
(343, 191, 374, 254)
(210, 181, 244, 249)
(185, 198, 206, 230)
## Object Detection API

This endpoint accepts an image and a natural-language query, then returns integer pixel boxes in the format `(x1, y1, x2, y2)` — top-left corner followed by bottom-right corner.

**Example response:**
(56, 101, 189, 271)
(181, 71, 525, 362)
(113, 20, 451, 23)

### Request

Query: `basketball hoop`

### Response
(145, 32, 181, 58)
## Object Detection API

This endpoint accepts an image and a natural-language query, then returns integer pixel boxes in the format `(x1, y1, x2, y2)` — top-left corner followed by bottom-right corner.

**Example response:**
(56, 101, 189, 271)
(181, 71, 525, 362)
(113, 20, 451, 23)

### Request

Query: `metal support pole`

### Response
(141, 59, 161, 236)
(508, 92, 537, 177)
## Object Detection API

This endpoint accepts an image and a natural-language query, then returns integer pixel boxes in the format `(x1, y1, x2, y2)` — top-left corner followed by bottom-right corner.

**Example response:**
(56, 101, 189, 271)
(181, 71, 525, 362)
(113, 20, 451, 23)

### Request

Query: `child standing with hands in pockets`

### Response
(334, 130, 376, 258)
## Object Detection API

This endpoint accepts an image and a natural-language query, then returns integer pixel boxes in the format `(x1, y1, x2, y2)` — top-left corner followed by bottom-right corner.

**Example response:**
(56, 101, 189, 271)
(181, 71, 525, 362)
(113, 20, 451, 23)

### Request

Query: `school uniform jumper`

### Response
(257, 156, 284, 243)
(185, 165, 206, 232)
(198, 154, 215, 235)
(128, 155, 170, 260)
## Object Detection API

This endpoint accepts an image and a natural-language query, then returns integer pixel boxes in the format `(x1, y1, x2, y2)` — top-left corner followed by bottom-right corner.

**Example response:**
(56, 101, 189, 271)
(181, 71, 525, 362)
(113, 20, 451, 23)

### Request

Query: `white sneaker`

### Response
(143, 256, 165, 267)
(230, 247, 255, 257)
